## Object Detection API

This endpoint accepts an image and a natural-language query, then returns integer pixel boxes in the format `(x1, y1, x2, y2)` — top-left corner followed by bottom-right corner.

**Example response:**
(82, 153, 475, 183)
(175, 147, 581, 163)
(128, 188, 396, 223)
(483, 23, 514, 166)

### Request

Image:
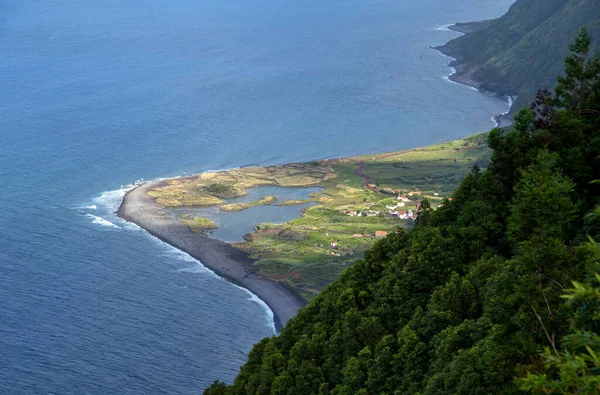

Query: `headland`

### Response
(117, 133, 491, 329)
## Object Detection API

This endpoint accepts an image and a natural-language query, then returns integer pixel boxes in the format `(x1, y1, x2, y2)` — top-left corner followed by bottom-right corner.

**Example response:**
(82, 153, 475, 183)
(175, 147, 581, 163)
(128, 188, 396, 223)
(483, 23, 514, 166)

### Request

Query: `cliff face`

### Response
(437, 0, 600, 113)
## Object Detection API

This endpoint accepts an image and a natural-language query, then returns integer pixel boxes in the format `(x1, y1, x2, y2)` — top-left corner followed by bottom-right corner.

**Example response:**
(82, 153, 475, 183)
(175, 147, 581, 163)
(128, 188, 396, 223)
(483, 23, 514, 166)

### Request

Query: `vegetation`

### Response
(147, 163, 335, 207)
(148, 181, 224, 207)
(438, 0, 600, 114)
(181, 216, 218, 232)
(220, 196, 278, 212)
(278, 199, 312, 206)
(204, 31, 600, 394)
(146, 129, 488, 300)
(236, 134, 489, 300)
(205, 183, 247, 199)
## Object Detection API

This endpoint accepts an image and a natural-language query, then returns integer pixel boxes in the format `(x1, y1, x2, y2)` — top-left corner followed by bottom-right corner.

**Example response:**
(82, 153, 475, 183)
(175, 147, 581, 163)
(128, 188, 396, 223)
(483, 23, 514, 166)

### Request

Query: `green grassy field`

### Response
(149, 133, 491, 300)
(181, 216, 219, 232)
(220, 196, 277, 211)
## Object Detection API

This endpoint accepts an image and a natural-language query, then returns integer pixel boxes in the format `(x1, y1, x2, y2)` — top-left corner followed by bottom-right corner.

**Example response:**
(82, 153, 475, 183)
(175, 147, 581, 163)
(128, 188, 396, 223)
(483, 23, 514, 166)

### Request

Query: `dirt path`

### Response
(353, 161, 378, 192)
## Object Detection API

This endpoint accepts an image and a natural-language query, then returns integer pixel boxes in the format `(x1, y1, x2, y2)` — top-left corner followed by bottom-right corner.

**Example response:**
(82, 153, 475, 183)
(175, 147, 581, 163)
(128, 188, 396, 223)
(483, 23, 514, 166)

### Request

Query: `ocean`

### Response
(0, 0, 514, 393)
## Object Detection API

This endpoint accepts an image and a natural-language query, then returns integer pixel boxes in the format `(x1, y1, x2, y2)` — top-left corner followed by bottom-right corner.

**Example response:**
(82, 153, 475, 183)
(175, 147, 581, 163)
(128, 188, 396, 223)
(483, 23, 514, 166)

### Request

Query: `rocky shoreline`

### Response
(435, 23, 514, 128)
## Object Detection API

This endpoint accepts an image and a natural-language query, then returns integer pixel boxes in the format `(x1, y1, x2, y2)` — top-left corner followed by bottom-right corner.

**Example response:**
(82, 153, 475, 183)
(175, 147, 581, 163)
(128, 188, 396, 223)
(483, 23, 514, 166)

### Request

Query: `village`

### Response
(320, 186, 454, 259)
(343, 189, 431, 220)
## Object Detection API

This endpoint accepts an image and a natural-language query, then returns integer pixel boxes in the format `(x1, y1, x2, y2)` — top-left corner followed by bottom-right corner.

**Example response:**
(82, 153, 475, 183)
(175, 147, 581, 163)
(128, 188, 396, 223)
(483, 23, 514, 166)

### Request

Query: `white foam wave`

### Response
(85, 214, 121, 229)
(89, 176, 277, 333)
(441, 68, 478, 91)
(233, 284, 277, 334)
(82, 204, 97, 210)
(176, 266, 205, 274)
(492, 95, 516, 127)
(442, 66, 457, 79)
(436, 50, 455, 61)
(433, 49, 478, 92)
(435, 24, 454, 32)
(93, 186, 134, 214)
(502, 96, 514, 116)
(163, 248, 219, 278)
(163, 243, 276, 333)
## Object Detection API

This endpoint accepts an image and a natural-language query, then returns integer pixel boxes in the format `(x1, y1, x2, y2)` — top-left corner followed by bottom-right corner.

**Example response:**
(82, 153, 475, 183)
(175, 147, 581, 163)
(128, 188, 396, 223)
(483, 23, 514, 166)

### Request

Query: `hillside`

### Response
(437, 0, 600, 115)
(204, 31, 600, 394)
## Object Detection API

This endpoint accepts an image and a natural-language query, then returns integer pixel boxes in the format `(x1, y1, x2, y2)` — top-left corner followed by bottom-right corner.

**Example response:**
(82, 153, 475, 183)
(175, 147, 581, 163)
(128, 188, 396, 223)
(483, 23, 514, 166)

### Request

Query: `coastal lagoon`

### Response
(170, 186, 323, 242)
(1, 0, 514, 393)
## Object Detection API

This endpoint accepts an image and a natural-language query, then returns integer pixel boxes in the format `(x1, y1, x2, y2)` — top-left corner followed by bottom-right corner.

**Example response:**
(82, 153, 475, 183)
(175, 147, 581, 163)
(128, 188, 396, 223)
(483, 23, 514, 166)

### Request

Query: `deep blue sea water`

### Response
(1, 0, 514, 393)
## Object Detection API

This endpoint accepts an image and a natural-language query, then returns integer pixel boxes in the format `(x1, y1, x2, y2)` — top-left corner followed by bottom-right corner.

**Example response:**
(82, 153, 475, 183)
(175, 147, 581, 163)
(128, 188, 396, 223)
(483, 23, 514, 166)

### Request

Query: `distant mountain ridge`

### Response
(437, 0, 600, 115)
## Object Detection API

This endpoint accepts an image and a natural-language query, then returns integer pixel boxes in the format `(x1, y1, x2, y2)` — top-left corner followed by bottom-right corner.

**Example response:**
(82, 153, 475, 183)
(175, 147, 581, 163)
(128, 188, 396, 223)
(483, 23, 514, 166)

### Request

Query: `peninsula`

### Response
(118, 133, 491, 329)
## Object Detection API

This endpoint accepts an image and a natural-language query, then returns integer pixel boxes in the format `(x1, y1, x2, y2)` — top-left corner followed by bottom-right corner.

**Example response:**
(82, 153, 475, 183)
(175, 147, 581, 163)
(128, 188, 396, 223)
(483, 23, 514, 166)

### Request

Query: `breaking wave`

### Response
(85, 214, 121, 229)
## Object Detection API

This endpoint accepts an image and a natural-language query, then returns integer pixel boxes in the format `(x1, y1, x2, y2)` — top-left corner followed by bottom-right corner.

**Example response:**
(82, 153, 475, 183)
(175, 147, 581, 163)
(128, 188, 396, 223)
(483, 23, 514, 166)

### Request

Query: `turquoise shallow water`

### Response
(0, 0, 514, 393)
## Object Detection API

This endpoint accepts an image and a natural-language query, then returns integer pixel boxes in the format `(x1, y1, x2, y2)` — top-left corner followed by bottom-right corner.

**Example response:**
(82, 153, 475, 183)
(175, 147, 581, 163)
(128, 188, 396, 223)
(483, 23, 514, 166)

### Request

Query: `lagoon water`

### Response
(171, 186, 323, 242)
(1, 0, 514, 393)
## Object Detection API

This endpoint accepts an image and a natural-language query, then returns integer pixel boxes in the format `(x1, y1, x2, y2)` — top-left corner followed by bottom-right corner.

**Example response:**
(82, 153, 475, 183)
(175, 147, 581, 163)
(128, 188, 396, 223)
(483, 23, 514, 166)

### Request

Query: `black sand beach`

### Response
(118, 180, 307, 332)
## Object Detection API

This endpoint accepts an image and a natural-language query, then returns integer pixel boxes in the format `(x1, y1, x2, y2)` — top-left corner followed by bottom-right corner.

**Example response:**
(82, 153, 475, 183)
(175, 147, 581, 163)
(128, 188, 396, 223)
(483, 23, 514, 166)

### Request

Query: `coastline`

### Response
(434, 24, 514, 128)
(117, 179, 307, 332)
(114, 25, 510, 333)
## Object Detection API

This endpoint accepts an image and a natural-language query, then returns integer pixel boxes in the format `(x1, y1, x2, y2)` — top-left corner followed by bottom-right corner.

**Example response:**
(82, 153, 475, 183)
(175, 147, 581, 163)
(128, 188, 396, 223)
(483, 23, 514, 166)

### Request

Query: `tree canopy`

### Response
(205, 30, 600, 395)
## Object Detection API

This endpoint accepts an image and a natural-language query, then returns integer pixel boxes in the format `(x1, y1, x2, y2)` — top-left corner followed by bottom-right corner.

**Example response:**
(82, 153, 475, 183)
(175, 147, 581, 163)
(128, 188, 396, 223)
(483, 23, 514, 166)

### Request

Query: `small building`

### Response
(375, 231, 387, 238)
(353, 234, 363, 238)
(387, 202, 405, 210)
(347, 210, 357, 217)
(331, 242, 339, 248)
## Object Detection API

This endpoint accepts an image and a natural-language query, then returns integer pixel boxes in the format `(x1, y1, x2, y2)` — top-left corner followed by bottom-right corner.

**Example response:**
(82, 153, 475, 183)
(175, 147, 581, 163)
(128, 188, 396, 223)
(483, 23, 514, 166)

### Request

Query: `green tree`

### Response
(204, 30, 600, 395)
(556, 28, 600, 115)
(520, 269, 600, 394)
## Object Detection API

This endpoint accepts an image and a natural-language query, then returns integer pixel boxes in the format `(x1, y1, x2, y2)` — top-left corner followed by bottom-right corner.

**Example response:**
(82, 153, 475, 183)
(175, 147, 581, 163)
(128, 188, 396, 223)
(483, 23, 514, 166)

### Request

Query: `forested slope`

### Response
(205, 31, 600, 394)
(438, 0, 600, 115)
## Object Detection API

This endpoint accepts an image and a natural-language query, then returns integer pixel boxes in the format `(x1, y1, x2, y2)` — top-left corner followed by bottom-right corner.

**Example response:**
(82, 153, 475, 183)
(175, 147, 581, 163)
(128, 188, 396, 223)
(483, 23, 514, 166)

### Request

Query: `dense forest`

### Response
(438, 0, 600, 115)
(205, 30, 600, 394)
